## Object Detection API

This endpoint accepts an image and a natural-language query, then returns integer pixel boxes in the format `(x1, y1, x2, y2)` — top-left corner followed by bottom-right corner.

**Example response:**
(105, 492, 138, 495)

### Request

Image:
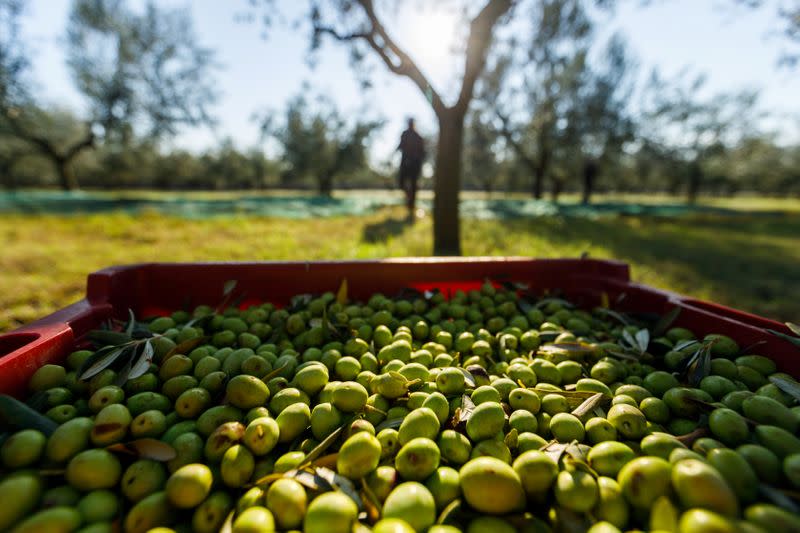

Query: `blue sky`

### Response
(17, 0, 800, 166)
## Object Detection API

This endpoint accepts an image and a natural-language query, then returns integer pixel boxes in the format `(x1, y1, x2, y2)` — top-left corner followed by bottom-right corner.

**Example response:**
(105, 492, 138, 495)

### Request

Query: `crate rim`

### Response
(1, 257, 797, 398)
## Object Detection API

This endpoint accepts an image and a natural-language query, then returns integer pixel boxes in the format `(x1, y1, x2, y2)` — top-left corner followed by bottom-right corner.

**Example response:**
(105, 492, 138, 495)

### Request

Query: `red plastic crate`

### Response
(0, 258, 797, 397)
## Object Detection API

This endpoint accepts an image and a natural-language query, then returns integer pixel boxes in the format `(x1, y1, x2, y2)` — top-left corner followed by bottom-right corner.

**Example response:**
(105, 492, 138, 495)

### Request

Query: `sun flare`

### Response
(405, 8, 459, 70)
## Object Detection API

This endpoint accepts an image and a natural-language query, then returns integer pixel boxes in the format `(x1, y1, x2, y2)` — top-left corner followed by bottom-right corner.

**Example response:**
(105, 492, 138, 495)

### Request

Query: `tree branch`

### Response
(64, 126, 96, 160)
(4, 112, 59, 159)
(314, 26, 370, 43)
(352, 0, 446, 117)
(455, 0, 514, 114)
(494, 110, 537, 171)
(314, 0, 512, 120)
(5, 111, 95, 162)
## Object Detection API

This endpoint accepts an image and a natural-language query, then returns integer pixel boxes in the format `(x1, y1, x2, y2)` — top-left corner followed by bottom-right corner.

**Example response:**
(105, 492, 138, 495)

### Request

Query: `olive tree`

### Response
(2, 0, 218, 190)
(260, 93, 382, 196)
(249, 0, 515, 254)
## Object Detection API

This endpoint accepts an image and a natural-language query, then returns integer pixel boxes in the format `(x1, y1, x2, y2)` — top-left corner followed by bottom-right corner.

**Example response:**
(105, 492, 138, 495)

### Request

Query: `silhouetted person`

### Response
(397, 118, 425, 218)
(583, 159, 598, 205)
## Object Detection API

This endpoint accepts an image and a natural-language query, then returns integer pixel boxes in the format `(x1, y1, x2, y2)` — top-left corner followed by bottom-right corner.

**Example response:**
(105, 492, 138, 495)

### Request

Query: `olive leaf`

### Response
(465, 365, 489, 383)
(652, 307, 681, 337)
(374, 418, 404, 432)
(767, 328, 800, 348)
(537, 331, 562, 343)
(423, 288, 440, 301)
(759, 484, 800, 514)
(363, 404, 386, 417)
(683, 342, 713, 387)
(594, 307, 631, 326)
(110, 309, 155, 340)
(124, 308, 137, 337)
(288, 293, 313, 312)
(113, 351, 135, 388)
(127, 340, 155, 381)
(621, 328, 649, 355)
(396, 287, 424, 300)
(114, 339, 156, 386)
(552, 506, 591, 533)
(499, 280, 530, 292)
(219, 509, 235, 533)
(37, 468, 67, 476)
(682, 397, 717, 413)
(223, 279, 238, 297)
(532, 387, 600, 401)
(86, 329, 134, 347)
(564, 441, 588, 463)
(739, 340, 768, 354)
(314, 466, 364, 509)
(504, 428, 519, 450)
(161, 336, 208, 363)
(516, 298, 534, 314)
(604, 349, 640, 362)
(106, 438, 177, 461)
(456, 367, 477, 388)
(311, 453, 338, 469)
(24, 390, 49, 412)
(769, 375, 800, 403)
(360, 478, 382, 522)
(449, 394, 476, 431)
(300, 424, 346, 468)
(534, 297, 574, 310)
(788, 322, 800, 336)
(267, 321, 286, 344)
(540, 441, 570, 464)
(635, 329, 651, 352)
(437, 499, 468, 526)
(537, 343, 595, 358)
(675, 427, 710, 447)
(336, 278, 348, 305)
(320, 306, 349, 343)
(564, 454, 598, 479)
(260, 363, 289, 383)
(673, 339, 700, 352)
(78, 344, 132, 381)
(570, 393, 607, 420)
(0, 394, 58, 435)
(649, 337, 674, 356)
(250, 471, 286, 488)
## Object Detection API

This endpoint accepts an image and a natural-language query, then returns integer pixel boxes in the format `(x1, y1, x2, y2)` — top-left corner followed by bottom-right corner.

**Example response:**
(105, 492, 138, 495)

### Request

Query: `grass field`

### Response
(0, 195, 798, 332)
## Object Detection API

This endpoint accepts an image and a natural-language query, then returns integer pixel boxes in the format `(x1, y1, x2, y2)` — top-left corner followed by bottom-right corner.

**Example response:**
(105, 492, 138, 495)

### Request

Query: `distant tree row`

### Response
(4, 101, 797, 198)
(1, 127, 390, 192)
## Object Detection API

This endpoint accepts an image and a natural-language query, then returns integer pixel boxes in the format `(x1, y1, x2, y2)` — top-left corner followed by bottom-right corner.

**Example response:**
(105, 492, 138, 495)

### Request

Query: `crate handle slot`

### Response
(0, 332, 41, 359)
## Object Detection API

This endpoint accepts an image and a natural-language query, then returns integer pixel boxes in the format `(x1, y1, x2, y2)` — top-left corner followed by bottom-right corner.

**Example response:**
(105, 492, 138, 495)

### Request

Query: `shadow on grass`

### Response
(362, 215, 414, 243)
(501, 214, 800, 320)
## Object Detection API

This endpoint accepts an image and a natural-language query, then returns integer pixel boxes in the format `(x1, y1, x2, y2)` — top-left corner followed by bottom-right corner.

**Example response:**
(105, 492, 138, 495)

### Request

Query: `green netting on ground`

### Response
(0, 190, 772, 219)
(0, 191, 403, 218)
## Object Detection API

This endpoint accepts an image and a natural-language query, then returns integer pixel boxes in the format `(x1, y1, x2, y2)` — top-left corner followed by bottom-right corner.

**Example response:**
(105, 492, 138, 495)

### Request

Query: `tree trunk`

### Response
(687, 160, 702, 204)
(0, 161, 17, 190)
(533, 167, 544, 199)
(533, 132, 549, 200)
(55, 157, 79, 191)
(319, 172, 334, 197)
(433, 109, 465, 256)
(582, 159, 598, 205)
(551, 177, 563, 202)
